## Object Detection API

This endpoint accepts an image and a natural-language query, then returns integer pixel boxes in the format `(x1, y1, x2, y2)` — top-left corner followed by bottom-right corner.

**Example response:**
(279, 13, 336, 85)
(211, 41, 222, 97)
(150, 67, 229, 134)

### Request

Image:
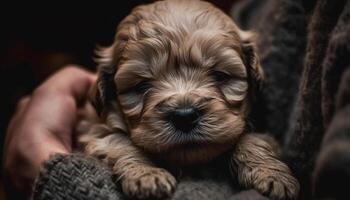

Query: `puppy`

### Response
(78, 0, 299, 199)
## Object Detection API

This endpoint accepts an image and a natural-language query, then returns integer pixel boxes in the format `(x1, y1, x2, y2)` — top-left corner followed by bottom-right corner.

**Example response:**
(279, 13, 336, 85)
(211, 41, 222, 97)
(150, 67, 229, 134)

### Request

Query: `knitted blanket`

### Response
(34, 154, 267, 200)
(32, 0, 350, 199)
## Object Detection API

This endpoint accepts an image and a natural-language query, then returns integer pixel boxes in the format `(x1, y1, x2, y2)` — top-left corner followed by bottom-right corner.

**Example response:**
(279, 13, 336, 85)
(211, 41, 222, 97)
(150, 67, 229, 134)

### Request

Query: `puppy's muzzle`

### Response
(168, 106, 201, 133)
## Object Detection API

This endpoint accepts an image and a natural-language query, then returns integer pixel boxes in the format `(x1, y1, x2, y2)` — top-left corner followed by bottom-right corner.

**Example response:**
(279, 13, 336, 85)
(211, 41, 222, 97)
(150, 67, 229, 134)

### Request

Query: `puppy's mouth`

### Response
(167, 127, 209, 145)
(169, 137, 207, 149)
(164, 128, 229, 151)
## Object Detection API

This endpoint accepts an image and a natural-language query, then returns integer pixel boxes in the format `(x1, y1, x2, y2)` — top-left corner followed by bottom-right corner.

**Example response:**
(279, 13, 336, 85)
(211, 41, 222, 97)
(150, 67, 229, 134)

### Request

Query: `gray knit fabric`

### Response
(33, 154, 122, 200)
(33, 154, 267, 200)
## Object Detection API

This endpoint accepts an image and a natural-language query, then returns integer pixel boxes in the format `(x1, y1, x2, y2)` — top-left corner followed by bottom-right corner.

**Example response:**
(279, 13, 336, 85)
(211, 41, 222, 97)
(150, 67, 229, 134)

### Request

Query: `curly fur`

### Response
(78, 0, 298, 199)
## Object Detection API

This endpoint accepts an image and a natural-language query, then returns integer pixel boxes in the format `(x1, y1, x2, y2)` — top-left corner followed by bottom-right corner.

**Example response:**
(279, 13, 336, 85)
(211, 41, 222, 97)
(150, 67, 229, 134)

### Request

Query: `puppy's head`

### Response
(92, 0, 263, 164)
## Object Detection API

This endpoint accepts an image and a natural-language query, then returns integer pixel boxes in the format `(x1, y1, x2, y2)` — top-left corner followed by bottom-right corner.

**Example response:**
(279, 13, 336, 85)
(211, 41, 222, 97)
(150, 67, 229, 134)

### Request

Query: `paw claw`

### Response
(122, 167, 176, 199)
(242, 168, 299, 200)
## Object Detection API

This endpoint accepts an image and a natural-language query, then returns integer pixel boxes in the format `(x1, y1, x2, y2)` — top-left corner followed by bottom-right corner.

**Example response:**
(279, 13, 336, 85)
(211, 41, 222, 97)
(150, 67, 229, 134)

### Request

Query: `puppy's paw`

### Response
(121, 167, 176, 199)
(240, 166, 299, 200)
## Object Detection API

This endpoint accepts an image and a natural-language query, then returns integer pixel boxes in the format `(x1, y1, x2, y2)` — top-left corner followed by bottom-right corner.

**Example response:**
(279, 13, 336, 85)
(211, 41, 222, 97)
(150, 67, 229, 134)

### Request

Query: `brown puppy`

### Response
(78, 0, 299, 199)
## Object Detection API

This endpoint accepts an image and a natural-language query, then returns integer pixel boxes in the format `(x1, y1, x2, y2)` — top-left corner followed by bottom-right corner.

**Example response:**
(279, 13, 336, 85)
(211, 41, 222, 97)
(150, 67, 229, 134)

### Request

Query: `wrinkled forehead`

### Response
(115, 28, 246, 81)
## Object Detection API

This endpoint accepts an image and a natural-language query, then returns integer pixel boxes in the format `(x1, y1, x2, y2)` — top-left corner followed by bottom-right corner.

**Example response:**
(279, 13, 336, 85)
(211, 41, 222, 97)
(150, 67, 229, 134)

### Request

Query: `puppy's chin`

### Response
(130, 120, 245, 165)
(162, 142, 233, 165)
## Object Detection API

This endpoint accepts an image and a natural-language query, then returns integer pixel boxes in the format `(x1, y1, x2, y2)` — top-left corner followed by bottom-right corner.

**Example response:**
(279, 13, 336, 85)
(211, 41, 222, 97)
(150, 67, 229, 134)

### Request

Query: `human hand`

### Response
(3, 66, 96, 197)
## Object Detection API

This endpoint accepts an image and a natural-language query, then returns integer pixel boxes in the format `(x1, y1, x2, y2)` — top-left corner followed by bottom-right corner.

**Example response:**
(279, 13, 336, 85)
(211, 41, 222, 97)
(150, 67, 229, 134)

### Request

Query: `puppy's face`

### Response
(93, 0, 263, 164)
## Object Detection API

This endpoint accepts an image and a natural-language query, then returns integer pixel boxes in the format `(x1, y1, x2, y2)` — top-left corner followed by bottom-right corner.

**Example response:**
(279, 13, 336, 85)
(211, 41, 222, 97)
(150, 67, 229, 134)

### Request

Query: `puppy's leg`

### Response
(230, 133, 299, 200)
(79, 125, 176, 200)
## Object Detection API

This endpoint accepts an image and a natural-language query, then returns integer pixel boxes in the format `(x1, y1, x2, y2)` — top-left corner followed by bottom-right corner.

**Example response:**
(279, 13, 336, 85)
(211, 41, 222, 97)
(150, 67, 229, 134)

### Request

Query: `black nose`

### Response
(170, 106, 200, 132)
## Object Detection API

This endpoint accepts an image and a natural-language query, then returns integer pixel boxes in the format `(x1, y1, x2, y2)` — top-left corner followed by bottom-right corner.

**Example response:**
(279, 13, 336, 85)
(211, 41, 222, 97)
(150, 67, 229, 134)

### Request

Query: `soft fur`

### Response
(78, 0, 299, 199)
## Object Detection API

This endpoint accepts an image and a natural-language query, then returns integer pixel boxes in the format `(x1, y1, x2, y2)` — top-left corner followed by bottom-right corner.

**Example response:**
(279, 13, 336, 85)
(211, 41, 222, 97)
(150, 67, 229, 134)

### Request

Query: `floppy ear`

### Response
(239, 30, 264, 97)
(90, 9, 141, 116)
(90, 46, 118, 116)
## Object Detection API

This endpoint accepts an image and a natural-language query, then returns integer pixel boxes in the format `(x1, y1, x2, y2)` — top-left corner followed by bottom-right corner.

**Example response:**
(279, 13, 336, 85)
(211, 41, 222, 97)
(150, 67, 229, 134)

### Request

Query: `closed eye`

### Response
(133, 81, 152, 93)
(212, 71, 231, 83)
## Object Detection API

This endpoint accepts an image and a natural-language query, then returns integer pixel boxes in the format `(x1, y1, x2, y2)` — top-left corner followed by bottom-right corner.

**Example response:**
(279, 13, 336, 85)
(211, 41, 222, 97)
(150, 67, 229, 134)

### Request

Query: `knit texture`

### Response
(33, 154, 122, 200)
(33, 154, 267, 200)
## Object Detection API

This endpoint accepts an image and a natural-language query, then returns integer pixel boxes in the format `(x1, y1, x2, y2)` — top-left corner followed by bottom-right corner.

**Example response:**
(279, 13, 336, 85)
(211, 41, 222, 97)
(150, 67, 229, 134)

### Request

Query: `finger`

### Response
(3, 67, 97, 197)
(11, 96, 31, 127)
(4, 96, 32, 150)
(22, 66, 97, 152)
(34, 65, 97, 103)
(16, 96, 31, 112)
